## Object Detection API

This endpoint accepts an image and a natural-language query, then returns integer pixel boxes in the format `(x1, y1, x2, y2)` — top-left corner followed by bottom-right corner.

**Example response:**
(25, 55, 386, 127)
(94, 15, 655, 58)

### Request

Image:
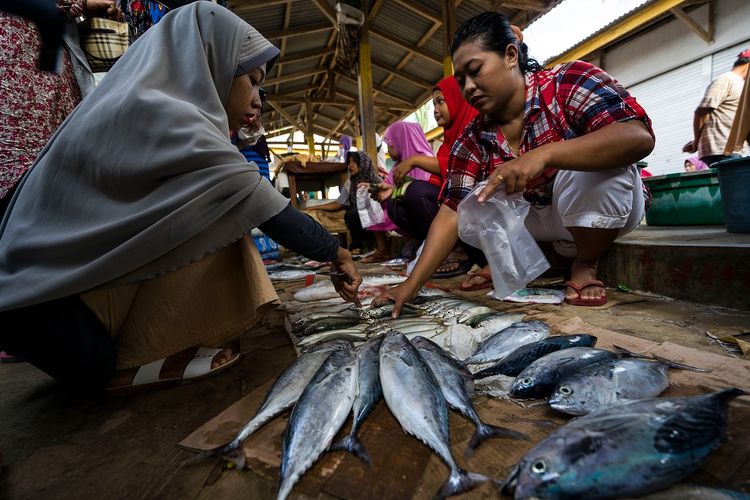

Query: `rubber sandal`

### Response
(106, 347, 240, 396)
(0, 351, 21, 363)
(361, 252, 392, 264)
(431, 258, 472, 279)
(564, 280, 608, 306)
(459, 269, 493, 291)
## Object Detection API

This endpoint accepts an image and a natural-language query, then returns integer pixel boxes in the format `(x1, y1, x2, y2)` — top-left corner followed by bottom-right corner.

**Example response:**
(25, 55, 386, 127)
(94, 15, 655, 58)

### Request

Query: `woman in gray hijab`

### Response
(0, 2, 361, 393)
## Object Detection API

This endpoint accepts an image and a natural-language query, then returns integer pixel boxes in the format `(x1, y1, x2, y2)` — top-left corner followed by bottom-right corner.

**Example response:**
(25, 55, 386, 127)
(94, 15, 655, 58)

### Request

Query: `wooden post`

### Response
(441, 0, 456, 77)
(305, 98, 316, 158)
(357, 22, 377, 162)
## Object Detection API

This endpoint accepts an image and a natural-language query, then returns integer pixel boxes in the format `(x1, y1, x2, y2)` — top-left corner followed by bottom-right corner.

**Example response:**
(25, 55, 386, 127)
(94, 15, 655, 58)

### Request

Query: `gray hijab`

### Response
(0, 2, 286, 311)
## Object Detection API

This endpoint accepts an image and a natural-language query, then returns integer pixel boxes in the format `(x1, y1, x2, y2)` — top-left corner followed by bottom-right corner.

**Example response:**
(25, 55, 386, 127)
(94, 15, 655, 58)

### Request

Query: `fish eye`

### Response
(531, 459, 547, 474)
(521, 378, 531, 386)
(559, 385, 573, 395)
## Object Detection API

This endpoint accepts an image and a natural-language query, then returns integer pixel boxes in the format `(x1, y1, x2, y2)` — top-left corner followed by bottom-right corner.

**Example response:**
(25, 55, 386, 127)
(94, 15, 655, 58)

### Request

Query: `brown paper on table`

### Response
(725, 74, 750, 154)
(180, 314, 750, 498)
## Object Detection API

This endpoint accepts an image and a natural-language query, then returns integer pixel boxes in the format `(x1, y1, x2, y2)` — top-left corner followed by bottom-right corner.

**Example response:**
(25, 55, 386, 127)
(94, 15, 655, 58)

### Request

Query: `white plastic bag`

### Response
(356, 185, 385, 228)
(457, 181, 549, 300)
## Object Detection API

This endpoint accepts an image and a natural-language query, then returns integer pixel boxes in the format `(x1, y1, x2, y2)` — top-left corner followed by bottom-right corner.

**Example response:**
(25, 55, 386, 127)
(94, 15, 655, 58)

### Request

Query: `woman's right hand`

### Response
(331, 247, 362, 306)
(372, 281, 419, 319)
(391, 158, 413, 185)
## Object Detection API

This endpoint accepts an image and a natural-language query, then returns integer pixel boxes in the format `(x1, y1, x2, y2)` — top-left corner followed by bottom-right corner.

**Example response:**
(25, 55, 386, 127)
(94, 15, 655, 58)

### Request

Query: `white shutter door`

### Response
(627, 60, 704, 176)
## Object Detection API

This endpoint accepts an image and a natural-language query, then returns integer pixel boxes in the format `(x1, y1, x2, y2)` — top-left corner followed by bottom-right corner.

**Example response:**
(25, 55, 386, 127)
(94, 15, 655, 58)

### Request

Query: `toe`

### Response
(211, 348, 234, 369)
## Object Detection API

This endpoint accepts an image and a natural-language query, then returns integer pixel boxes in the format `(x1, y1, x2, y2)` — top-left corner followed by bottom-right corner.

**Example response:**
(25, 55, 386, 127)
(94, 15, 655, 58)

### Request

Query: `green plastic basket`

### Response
(644, 169, 725, 225)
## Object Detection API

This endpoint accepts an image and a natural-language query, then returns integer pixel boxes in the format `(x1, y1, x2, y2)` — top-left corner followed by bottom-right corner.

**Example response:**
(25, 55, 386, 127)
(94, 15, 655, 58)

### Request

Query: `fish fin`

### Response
(500, 463, 520, 496)
(435, 468, 490, 499)
(203, 440, 247, 470)
(472, 365, 501, 380)
(650, 353, 712, 372)
(329, 434, 372, 466)
(466, 422, 529, 457)
(611, 345, 651, 359)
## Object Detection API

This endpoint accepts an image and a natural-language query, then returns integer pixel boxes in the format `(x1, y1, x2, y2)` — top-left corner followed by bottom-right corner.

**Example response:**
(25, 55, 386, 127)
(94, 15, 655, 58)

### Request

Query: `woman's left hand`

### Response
(330, 247, 362, 306)
(478, 148, 548, 202)
(85, 0, 124, 20)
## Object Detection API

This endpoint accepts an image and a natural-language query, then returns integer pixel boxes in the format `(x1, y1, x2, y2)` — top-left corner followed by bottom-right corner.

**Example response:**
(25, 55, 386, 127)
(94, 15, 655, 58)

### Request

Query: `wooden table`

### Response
(282, 161, 348, 207)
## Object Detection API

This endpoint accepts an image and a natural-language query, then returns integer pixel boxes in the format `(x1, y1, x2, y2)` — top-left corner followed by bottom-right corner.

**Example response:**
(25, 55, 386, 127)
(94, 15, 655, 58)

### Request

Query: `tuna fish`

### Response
(464, 321, 550, 366)
(277, 347, 358, 500)
(411, 336, 528, 457)
(548, 354, 710, 415)
(329, 336, 384, 464)
(208, 340, 353, 469)
(379, 331, 494, 498)
(504, 388, 746, 499)
(473, 334, 598, 379)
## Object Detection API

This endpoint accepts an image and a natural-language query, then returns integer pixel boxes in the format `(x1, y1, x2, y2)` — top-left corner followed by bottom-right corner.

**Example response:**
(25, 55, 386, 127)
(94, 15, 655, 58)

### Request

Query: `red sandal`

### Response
(564, 280, 608, 306)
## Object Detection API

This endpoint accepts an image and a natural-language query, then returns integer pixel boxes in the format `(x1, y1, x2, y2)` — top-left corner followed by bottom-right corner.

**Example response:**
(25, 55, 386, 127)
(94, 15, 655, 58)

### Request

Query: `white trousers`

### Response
(525, 165, 645, 258)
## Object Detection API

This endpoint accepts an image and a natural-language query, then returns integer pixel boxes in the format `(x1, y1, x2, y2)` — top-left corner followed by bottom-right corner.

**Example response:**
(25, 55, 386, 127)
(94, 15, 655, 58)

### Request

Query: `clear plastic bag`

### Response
(356, 185, 386, 228)
(457, 181, 549, 300)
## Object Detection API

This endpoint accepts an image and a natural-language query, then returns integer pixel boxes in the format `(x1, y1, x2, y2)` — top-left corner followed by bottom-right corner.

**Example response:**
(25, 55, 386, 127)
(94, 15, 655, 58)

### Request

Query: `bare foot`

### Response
(361, 251, 392, 264)
(565, 262, 606, 302)
(109, 346, 235, 388)
(435, 250, 469, 274)
(459, 265, 492, 289)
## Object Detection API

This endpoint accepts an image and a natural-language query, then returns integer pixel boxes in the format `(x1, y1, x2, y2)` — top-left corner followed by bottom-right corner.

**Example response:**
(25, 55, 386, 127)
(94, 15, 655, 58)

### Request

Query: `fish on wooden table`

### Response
(277, 347, 358, 500)
(411, 336, 528, 457)
(503, 388, 747, 499)
(330, 336, 384, 464)
(548, 351, 710, 415)
(473, 334, 597, 379)
(464, 320, 550, 366)
(379, 331, 496, 498)
(206, 340, 353, 468)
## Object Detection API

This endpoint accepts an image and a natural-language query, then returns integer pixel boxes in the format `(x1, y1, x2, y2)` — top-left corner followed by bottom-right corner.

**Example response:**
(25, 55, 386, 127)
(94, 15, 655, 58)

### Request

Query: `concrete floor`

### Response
(1, 260, 749, 499)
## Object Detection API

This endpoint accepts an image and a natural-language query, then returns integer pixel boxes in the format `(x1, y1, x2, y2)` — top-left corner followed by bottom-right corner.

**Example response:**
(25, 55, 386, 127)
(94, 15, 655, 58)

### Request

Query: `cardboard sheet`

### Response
(180, 313, 750, 498)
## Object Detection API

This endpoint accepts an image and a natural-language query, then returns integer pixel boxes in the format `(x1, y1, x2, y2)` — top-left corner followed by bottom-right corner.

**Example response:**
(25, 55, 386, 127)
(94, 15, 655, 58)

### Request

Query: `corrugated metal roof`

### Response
(228, 0, 560, 139)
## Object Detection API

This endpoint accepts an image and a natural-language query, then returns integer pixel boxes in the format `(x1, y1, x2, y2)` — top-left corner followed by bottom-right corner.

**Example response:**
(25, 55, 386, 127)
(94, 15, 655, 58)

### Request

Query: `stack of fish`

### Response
(208, 332, 529, 499)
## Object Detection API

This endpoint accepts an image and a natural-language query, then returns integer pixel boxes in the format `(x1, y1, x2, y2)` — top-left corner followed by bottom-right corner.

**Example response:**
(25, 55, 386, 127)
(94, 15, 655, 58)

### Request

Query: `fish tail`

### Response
(650, 353, 712, 372)
(435, 467, 490, 499)
(472, 365, 500, 380)
(713, 387, 748, 403)
(204, 440, 247, 470)
(329, 434, 372, 466)
(466, 422, 529, 457)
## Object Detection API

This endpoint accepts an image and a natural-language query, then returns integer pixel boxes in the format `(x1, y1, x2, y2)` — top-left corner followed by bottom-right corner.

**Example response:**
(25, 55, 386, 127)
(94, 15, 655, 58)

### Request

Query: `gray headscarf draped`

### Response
(0, 2, 286, 311)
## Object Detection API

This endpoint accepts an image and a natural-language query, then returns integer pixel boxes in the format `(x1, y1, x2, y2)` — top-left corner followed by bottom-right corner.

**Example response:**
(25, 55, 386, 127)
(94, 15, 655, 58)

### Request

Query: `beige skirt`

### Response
(79, 236, 278, 370)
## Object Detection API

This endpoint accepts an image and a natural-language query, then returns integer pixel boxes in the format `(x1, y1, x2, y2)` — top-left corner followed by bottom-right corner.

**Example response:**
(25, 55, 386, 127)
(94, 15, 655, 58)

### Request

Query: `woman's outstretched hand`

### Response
(371, 281, 419, 319)
(330, 247, 362, 306)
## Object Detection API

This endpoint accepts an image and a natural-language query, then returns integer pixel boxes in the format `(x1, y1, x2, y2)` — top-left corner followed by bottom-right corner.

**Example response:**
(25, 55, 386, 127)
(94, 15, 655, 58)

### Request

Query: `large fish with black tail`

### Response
(379, 331, 494, 498)
(510, 346, 626, 399)
(548, 353, 710, 415)
(464, 320, 550, 365)
(207, 340, 353, 469)
(473, 334, 597, 379)
(329, 336, 384, 465)
(411, 336, 528, 457)
(277, 347, 358, 500)
(503, 388, 746, 499)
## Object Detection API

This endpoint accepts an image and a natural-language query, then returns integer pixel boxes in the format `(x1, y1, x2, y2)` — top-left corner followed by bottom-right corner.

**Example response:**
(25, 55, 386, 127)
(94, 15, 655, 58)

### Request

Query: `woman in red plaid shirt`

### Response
(375, 12, 655, 314)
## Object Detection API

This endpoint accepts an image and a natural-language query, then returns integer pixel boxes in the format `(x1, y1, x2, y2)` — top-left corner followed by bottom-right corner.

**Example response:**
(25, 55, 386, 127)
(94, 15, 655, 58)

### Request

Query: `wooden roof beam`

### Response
(281, 47, 335, 65)
(370, 28, 443, 66)
(371, 62, 433, 90)
(391, 0, 440, 24)
(267, 101, 305, 131)
(233, 0, 296, 10)
(268, 94, 355, 107)
(311, 0, 338, 28)
(265, 68, 328, 86)
(264, 23, 332, 40)
(491, 0, 548, 11)
(335, 72, 414, 106)
(670, 2, 714, 44)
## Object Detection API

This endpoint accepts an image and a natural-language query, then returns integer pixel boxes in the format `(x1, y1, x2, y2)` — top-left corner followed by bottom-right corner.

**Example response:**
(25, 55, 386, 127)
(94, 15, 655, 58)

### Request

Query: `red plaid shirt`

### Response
(441, 60, 653, 210)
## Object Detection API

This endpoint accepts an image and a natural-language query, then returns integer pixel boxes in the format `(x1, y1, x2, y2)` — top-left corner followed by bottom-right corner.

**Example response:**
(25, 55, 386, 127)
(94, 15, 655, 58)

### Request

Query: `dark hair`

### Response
(345, 151, 360, 166)
(733, 57, 750, 68)
(451, 12, 542, 74)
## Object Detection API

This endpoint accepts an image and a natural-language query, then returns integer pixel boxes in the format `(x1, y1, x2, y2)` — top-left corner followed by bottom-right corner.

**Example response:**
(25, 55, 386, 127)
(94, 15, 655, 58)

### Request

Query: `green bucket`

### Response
(643, 169, 724, 226)
(716, 156, 750, 233)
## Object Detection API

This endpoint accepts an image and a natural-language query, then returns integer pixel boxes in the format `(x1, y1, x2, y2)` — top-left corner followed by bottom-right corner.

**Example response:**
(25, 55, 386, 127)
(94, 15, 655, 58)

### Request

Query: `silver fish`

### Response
(329, 336, 384, 464)
(473, 313, 528, 334)
(505, 388, 746, 499)
(548, 354, 710, 415)
(511, 347, 621, 399)
(411, 336, 528, 457)
(277, 347, 358, 500)
(208, 340, 353, 468)
(464, 320, 550, 365)
(379, 331, 493, 498)
(295, 328, 368, 348)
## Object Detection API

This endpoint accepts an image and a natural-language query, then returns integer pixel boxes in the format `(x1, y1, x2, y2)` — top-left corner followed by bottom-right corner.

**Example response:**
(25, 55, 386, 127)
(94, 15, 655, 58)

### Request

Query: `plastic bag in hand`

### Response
(457, 181, 549, 300)
(356, 185, 386, 228)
